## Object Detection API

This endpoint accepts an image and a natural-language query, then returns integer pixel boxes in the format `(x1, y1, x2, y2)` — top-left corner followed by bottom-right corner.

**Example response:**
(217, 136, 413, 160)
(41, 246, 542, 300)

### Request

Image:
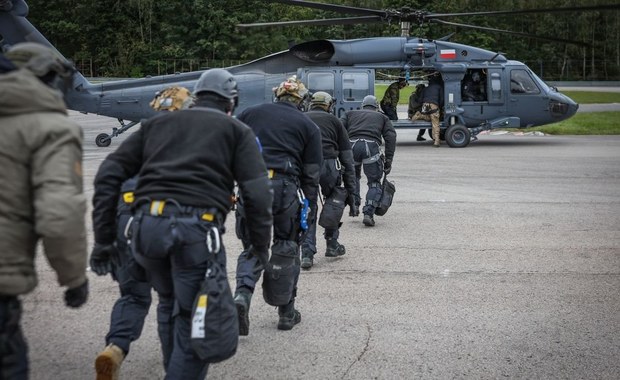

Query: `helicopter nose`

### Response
(568, 102, 579, 117)
(550, 94, 579, 120)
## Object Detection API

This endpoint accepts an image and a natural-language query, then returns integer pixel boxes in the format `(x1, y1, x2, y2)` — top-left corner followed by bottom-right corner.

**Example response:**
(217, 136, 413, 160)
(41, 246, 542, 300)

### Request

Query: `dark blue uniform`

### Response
(341, 108, 396, 219)
(93, 101, 272, 379)
(234, 101, 321, 317)
(100, 177, 169, 365)
(302, 108, 357, 259)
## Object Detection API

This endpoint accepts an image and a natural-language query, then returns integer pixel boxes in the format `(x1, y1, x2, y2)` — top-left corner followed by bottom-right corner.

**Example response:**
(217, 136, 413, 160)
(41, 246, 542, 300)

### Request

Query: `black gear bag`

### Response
(374, 175, 395, 216)
(190, 262, 239, 363)
(318, 186, 348, 229)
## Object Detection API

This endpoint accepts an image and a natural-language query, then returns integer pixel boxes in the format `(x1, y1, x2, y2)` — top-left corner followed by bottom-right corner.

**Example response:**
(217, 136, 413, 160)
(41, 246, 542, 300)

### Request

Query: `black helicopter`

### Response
(1, 0, 615, 147)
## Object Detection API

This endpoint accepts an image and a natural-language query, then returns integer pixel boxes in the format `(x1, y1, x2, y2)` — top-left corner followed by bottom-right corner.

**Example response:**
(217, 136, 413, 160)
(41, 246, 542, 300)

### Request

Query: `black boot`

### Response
(233, 288, 252, 336)
(325, 238, 346, 257)
(301, 248, 314, 269)
(277, 301, 301, 331)
(363, 214, 375, 227)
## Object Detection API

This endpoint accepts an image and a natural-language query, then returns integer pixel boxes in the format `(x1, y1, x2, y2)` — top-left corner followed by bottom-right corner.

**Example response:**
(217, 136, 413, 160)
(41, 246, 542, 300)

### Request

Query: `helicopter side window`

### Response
(342, 72, 369, 101)
(490, 72, 502, 101)
(461, 69, 487, 102)
(307, 72, 335, 96)
(510, 69, 540, 95)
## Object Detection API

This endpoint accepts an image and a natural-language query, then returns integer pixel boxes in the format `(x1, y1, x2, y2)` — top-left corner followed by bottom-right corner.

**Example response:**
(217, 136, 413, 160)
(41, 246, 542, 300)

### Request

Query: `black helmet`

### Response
(361, 95, 379, 109)
(194, 68, 238, 101)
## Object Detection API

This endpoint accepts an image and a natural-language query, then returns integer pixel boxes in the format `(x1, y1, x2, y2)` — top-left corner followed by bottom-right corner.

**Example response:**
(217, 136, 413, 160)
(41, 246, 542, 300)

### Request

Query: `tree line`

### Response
(24, 0, 620, 80)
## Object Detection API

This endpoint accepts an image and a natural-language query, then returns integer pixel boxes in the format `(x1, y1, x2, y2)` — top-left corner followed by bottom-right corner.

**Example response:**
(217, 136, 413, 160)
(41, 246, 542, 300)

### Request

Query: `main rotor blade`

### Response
(238, 16, 383, 29)
(428, 4, 620, 19)
(431, 19, 589, 47)
(266, 0, 387, 17)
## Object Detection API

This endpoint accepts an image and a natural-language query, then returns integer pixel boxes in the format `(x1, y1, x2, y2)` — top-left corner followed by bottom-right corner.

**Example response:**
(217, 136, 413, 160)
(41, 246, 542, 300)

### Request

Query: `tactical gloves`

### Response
(89, 243, 119, 276)
(64, 279, 88, 308)
(346, 194, 359, 217)
(384, 158, 392, 175)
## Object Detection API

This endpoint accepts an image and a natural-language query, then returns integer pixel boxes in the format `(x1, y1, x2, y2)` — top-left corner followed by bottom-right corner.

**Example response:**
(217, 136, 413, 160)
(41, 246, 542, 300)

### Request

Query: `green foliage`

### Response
(24, 0, 620, 78)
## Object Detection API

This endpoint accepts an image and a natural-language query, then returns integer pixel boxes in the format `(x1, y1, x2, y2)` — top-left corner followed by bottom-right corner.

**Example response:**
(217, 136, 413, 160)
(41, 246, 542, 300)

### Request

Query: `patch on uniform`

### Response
(150, 86, 194, 111)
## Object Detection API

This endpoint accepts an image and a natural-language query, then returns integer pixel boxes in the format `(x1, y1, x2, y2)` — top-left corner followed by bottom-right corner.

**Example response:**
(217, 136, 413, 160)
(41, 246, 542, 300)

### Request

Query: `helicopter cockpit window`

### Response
(342, 72, 369, 101)
(307, 72, 335, 96)
(510, 69, 540, 94)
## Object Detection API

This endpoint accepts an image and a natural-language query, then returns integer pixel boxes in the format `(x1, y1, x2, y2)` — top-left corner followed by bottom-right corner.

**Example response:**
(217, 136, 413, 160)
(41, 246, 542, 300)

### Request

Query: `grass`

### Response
(558, 91, 620, 104)
(375, 85, 620, 105)
(524, 112, 620, 135)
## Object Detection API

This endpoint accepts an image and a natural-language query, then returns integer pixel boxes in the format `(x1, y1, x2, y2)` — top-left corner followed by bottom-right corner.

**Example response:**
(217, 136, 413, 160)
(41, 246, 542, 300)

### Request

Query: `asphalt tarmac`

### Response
(22, 113, 620, 379)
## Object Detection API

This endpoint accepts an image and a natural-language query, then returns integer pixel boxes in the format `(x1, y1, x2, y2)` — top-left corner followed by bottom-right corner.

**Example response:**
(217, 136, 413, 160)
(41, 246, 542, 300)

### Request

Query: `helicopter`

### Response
(1, 1, 616, 148)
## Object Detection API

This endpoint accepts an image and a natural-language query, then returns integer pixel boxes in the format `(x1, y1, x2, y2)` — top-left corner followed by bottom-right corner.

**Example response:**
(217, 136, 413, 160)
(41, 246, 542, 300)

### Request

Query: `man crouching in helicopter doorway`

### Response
(412, 71, 444, 147)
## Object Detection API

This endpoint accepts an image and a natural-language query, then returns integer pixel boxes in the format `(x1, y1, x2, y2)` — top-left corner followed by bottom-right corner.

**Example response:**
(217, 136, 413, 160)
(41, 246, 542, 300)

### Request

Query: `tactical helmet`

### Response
(273, 76, 308, 100)
(5, 42, 74, 79)
(361, 95, 379, 109)
(150, 86, 194, 111)
(310, 91, 333, 108)
(193, 68, 238, 101)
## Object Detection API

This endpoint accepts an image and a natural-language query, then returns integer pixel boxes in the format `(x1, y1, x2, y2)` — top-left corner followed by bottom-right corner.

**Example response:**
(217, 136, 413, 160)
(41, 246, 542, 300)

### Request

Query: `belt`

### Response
(268, 169, 297, 180)
(137, 199, 222, 223)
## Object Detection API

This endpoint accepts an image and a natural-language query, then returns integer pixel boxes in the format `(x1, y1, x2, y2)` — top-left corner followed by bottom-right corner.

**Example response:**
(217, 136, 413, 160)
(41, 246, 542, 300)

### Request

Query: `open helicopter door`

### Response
(458, 67, 507, 127)
(299, 68, 374, 117)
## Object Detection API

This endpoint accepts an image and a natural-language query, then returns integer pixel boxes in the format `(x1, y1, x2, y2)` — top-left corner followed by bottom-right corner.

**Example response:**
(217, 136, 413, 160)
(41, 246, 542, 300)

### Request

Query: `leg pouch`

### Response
(262, 240, 299, 307)
(190, 261, 238, 363)
(318, 186, 348, 229)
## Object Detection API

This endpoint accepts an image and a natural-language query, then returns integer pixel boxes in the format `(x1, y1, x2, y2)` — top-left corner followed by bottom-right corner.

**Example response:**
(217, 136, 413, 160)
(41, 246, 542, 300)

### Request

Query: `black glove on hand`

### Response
(249, 245, 270, 267)
(347, 194, 359, 217)
(64, 279, 88, 308)
(89, 243, 118, 276)
(384, 159, 392, 175)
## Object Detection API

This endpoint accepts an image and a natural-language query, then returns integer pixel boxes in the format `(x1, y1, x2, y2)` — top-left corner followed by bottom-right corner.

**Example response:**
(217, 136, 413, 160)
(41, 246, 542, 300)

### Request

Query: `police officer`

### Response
(0, 43, 88, 379)
(380, 77, 407, 120)
(90, 87, 194, 380)
(408, 83, 429, 141)
(413, 72, 444, 147)
(300, 91, 358, 269)
(341, 95, 396, 227)
(233, 76, 322, 334)
(92, 69, 272, 379)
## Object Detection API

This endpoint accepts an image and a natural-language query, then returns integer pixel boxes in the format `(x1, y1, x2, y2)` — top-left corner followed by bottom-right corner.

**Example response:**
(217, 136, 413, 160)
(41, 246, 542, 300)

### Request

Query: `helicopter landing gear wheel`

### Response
(445, 124, 471, 148)
(95, 133, 112, 147)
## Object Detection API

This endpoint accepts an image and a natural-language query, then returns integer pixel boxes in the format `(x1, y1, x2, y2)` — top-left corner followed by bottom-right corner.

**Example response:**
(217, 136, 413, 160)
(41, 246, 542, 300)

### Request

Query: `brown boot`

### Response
(95, 343, 125, 380)
(432, 126, 440, 147)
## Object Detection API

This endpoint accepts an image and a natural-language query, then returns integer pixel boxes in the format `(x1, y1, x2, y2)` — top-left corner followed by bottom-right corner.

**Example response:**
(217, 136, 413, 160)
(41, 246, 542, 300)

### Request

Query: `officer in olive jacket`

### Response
(0, 43, 88, 379)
